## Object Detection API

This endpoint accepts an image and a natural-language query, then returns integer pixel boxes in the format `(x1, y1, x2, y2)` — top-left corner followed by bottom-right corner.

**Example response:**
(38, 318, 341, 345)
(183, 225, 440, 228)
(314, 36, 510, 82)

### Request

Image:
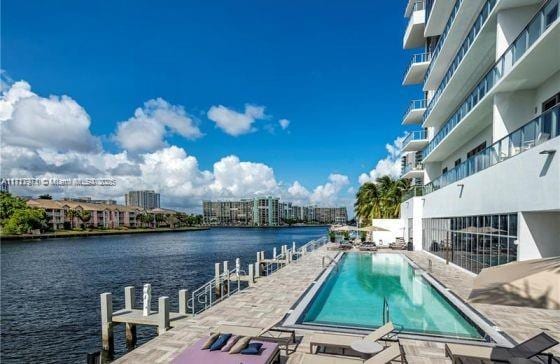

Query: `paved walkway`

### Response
(114, 248, 560, 363)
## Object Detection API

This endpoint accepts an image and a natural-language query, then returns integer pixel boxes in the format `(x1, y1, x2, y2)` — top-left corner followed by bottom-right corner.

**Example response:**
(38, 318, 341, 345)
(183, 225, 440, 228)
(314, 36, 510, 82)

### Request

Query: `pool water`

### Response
(301, 253, 484, 339)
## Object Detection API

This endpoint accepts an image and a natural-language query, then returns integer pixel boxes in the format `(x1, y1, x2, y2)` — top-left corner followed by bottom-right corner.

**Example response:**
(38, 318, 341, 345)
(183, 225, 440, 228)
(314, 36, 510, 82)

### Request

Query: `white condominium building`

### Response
(400, 0, 559, 274)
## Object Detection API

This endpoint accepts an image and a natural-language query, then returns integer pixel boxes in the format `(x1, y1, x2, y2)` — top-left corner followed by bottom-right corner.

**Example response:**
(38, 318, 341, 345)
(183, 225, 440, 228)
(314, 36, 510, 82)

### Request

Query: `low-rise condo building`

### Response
(400, 0, 559, 273)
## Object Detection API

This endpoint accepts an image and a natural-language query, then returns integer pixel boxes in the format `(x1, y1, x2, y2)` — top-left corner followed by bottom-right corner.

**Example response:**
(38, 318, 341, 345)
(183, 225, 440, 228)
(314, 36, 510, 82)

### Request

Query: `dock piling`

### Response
(254, 261, 260, 278)
(124, 286, 135, 310)
(214, 263, 221, 295)
(248, 264, 254, 286)
(142, 284, 151, 317)
(179, 289, 189, 314)
(157, 296, 170, 334)
(273, 247, 277, 259)
(123, 286, 137, 348)
(100, 292, 114, 353)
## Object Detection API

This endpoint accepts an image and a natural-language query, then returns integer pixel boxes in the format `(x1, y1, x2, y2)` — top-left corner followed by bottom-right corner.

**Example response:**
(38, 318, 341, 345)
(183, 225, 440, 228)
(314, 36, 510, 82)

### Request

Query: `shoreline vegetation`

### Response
(0, 226, 210, 241)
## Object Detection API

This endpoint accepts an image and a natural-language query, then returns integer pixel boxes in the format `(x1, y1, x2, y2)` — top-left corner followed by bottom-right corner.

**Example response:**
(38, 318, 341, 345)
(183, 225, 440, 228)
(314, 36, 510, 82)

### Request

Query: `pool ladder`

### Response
(382, 297, 390, 324)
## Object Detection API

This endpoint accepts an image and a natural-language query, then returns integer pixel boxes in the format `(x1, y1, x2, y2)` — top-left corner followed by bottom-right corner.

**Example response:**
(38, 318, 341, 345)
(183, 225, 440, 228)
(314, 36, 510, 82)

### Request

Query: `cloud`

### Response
(114, 98, 202, 152)
(209, 155, 279, 197)
(278, 118, 290, 130)
(310, 173, 350, 206)
(207, 104, 266, 136)
(358, 135, 405, 184)
(1, 78, 352, 211)
(0, 81, 101, 153)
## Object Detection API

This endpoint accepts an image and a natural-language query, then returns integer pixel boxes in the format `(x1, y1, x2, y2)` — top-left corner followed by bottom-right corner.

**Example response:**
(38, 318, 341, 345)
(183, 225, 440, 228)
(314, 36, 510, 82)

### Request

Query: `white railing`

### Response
(187, 236, 327, 316)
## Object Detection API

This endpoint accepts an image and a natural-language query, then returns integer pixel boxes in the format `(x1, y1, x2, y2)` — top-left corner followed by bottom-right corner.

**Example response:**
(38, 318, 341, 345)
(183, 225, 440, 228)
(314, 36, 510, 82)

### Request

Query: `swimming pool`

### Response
(295, 253, 486, 340)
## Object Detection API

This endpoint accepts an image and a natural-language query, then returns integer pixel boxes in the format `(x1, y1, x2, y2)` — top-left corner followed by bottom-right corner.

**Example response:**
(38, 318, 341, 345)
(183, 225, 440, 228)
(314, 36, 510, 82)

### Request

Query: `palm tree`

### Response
(355, 176, 411, 222)
(77, 210, 92, 229)
(66, 209, 78, 229)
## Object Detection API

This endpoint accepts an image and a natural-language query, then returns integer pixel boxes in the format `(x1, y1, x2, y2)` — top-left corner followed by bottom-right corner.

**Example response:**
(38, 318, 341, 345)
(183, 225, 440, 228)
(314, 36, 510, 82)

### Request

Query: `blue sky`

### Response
(1, 0, 421, 210)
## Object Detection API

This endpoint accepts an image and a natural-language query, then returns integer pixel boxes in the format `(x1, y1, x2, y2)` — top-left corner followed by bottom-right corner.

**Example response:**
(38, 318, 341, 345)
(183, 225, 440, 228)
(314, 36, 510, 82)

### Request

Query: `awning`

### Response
(468, 257, 560, 310)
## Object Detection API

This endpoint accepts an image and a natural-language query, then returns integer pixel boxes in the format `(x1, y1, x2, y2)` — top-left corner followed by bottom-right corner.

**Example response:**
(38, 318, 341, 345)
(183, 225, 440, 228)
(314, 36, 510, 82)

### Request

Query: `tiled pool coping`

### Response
(282, 251, 514, 347)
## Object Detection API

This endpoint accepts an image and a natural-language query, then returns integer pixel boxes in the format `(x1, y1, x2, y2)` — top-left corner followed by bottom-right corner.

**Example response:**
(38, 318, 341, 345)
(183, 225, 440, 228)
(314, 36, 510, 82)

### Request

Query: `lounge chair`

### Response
(172, 336, 280, 364)
(359, 243, 378, 252)
(445, 331, 558, 364)
(389, 242, 406, 250)
(301, 343, 405, 363)
(215, 322, 295, 354)
(309, 322, 395, 354)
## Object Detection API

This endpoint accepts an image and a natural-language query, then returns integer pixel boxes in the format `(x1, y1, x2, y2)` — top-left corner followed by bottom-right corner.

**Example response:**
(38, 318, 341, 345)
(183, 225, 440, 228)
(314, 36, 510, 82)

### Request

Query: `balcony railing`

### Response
(403, 130, 428, 146)
(404, 99, 427, 118)
(424, 0, 497, 120)
(402, 186, 424, 202)
(422, 0, 560, 159)
(404, 52, 432, 79)
(402, 162, 424, 175)
(423, 104, 559, 195)
(423, 0, 463, 84)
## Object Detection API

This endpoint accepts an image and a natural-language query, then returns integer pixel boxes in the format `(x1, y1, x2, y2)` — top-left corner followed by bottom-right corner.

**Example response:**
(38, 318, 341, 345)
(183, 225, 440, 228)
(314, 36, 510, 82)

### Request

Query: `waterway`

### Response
(0, 226, 327, 363)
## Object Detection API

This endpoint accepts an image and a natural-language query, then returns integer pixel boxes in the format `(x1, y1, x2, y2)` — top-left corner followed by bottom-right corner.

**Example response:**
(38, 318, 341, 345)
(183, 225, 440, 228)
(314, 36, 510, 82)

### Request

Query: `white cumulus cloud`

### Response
(0, 81, 100, 153)
(1, 77, 352, 211)
(310, 173, 350, 206)
(278, 118, 290, 130)
(207, 104, 266, 136)
(114, 98, 202, 152)
(359, 135, 405, 184)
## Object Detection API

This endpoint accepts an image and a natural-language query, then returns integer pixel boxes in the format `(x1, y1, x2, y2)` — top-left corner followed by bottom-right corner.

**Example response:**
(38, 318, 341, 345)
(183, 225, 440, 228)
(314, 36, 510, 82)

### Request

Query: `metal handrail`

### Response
(404, 53, 431, 79)
(383, 297, 390, 324)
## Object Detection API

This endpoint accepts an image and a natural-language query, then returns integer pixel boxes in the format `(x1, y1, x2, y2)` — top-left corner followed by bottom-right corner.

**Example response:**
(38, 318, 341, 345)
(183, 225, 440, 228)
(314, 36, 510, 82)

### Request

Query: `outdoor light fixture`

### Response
(539, 149, 556, 155)
(457, 183, 464, 187)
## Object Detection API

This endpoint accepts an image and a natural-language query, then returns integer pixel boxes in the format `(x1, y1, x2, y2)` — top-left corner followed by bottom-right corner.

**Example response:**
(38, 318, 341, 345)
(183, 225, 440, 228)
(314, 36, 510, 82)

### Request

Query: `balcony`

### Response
(402, 130, 429, 152)
(403, 53, 431, 85)
(402, 163, 425, 179)
(423, 1, 560, 161)
(402, 99, 427, 125)
(423, 104, 560, 195)
(425, 0, 459, 37)
(424, 0, 488, 91)
(423, 0, 497, 126)
(403, 1, 426, 49)
(401, 186, 424, 202)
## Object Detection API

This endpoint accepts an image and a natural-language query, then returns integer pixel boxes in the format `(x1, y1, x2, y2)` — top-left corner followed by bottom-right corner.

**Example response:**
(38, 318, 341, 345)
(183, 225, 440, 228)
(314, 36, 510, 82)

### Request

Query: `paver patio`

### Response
(113, 247, 560, 363)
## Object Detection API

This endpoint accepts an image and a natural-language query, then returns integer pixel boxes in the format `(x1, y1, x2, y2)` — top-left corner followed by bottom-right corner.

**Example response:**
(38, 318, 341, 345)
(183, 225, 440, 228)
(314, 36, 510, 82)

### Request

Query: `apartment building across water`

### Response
(203, 197, 348, 226)
(400, 0, 559, 274)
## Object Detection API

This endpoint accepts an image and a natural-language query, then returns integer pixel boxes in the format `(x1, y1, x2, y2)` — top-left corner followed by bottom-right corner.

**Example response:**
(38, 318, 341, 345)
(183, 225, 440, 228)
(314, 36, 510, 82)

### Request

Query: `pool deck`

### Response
(113, 247, 560, 363)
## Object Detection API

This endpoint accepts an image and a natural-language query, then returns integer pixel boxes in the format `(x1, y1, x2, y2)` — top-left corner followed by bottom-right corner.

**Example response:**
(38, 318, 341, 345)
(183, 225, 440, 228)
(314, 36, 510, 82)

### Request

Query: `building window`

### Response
(422, 213, 518, 274)
(454, 158, 461, 167)
(442, 167, 448, 174)
(467, 142, 487, 159)
(542, 92, 560, 112)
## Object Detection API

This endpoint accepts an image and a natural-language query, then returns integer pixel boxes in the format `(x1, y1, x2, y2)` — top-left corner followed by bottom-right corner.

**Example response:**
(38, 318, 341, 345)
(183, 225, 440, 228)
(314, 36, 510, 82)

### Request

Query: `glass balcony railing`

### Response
(423, 0, 463, 84)
(423, 104, 560, 195)
(422, 0, 559, 159)
(402, 186, 424, 202)
(403, 130, 428, 146)
(402, 162, 424, 175)
(404, 53, 432, 79)
(424, 0, 497, 120)
(404, 99, 427, 119)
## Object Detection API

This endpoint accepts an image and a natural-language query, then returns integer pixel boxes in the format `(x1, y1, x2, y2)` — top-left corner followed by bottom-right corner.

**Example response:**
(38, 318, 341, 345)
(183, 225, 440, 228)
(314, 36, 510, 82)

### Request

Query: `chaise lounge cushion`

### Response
(221, 335, 241, 352)
(229, 336, 252, 354)
(171, 337, 279, 364)
(210, 333, 232, 351)
(241, 342, 263, 355)
(201, 333, 220, 349)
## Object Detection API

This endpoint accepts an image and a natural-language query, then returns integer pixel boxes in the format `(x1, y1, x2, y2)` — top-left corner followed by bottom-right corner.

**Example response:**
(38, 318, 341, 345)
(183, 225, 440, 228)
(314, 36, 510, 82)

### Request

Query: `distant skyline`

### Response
(0, 0, 422, 214)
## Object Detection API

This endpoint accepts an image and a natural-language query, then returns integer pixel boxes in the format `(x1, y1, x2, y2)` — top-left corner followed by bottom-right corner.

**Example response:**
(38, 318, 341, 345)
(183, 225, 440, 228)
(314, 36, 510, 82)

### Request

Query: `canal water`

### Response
(0, 226, 327, 363)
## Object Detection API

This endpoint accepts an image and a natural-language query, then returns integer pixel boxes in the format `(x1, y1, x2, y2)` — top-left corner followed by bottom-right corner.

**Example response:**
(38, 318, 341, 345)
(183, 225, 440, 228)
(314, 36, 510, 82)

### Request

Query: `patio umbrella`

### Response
(357, 225, 389, 232)
(468, 257, 560, 310)
(331, 225, 359, 232)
